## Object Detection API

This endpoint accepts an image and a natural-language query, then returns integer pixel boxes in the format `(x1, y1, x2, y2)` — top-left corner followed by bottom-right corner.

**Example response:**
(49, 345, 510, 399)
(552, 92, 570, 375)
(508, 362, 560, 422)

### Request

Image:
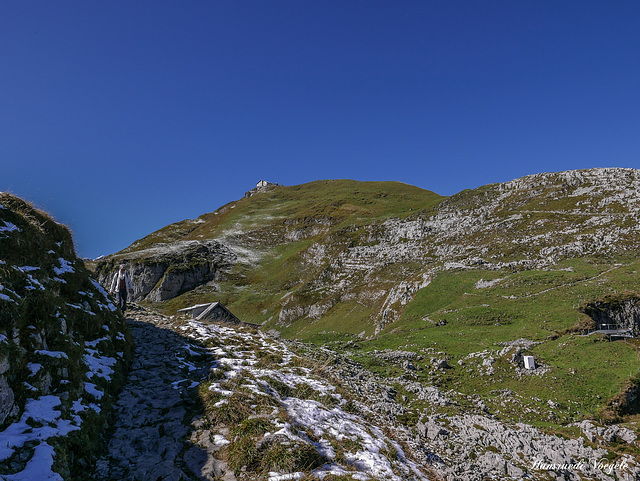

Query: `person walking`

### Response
(110, 264, 134, 313)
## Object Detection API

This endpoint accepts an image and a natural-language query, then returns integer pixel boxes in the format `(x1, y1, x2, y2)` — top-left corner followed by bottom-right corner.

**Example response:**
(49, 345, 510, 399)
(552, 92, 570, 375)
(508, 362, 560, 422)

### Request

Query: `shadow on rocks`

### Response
(90, 313, 230, 481)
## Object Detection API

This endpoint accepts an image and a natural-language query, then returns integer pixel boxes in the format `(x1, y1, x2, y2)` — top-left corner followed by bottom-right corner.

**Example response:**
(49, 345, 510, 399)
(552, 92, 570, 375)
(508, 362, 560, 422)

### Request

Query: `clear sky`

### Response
(2, 1, 639, 258)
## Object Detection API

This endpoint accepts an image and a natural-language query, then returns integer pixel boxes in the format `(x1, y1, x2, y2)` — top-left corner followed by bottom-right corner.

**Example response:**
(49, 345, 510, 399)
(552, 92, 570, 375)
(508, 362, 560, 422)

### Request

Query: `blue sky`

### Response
(2, 1, 639, 258)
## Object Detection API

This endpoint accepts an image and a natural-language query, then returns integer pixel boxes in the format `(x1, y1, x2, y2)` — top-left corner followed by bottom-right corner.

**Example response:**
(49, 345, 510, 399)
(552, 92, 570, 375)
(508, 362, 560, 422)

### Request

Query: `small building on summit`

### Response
(256, 180, 278, 188)
(178, 302, 241, 323)
(246, 180, 280, 198)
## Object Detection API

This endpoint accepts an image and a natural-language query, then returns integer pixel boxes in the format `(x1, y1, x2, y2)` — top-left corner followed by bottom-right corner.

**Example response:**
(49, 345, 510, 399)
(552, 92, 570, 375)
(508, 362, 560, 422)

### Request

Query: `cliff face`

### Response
(0, 193, 131, 480)
(95, 240, 236, 302)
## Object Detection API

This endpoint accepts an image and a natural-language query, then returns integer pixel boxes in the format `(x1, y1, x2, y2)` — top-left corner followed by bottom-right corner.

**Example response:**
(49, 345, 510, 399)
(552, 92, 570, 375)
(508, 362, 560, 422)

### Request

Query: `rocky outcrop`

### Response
(96, 240, 236, 302)
(0, 193, 131, 480)
(300, 343, 640, 481)
(275, 168, 640, 330)
(93, 308, 441, 480)
(581, 293, 640, 337)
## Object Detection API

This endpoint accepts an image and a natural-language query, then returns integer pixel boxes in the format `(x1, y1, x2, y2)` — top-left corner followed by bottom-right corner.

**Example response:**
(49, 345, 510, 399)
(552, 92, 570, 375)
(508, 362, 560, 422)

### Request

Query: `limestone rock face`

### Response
(582, 295, 640, 337)
(96, 240, 236, 302)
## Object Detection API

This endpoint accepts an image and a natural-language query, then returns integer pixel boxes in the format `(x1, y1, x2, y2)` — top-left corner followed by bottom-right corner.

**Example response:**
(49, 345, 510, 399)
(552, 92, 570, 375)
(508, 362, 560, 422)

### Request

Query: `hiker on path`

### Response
(110, 264, 134, 313)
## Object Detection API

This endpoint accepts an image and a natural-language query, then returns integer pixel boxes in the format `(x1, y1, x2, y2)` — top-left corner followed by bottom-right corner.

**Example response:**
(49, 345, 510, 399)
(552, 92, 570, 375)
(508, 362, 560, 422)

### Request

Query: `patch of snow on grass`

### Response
(35, 350, 68, 359)
(16, 266, 38, 272)
(207, 383, 233, 396)
(0, 284, 20, 301)
(24, 274, 44, 290)
(0, 221, 20, 233)
(85, 337, 109, 348)
(84, 349, 116, 380)
(175, 318, 430, 480)
(0, 395, 80, 462)
(27, 363, 43, 376)
(84, 382, 104, 399)
(91, 279, 110, 299)
(268, 473, 305, 481)
(53, 258, 74, 275)
(97, 300, 117, 312)
(2, 442, 63, 481)
(213, 434, 230, 446)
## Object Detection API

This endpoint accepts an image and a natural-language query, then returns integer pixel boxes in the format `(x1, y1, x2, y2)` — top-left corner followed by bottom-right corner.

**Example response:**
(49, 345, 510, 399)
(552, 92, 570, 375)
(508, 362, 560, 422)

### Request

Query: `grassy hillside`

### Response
(110, 180, 443, 331)
(123, 180, 442, 253)
(98, 171, 640, 431)
(352, 257, 640, 425)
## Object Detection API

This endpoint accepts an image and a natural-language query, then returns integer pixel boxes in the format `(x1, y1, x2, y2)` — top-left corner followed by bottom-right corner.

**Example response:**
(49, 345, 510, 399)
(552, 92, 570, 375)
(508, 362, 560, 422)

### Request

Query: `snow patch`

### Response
(213, 434, 230, 446)
(0, 221, 20, 233)
(2, 442, 63, 481)
(0, 395, 79, 462)
(0, 283, 19, 301)
(84, 382, 104, 399)
(268, 473, 305, 481)
(17, 266, 39, 272)
(91, 279, 110, 299)
(35, 350, 68, 359)
(84, 349, 116, 380)
(25, 274, 45, 290)
(53, 258, 74, 276)
(85, 337, 109, 348)
(27, 363, 43, 376)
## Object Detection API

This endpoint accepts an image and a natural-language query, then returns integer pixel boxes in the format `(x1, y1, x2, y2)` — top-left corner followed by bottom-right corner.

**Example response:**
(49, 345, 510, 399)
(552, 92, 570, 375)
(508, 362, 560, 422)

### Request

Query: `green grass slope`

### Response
(363, 257, 640, 424)
(105, 180, 443, 333)
(122, 180, 442, 251)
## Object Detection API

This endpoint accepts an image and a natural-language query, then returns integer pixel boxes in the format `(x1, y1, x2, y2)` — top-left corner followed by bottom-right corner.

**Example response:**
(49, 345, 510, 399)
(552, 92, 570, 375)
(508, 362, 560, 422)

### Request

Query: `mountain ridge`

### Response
(94, 168, 640, 333)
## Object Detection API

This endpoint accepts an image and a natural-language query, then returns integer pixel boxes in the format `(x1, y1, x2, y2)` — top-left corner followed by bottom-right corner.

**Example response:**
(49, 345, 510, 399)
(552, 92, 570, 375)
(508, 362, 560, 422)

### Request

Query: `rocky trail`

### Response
(90, 308, 439, 481)
(88, 307, 640, 481)
(92, 311, 226, 481)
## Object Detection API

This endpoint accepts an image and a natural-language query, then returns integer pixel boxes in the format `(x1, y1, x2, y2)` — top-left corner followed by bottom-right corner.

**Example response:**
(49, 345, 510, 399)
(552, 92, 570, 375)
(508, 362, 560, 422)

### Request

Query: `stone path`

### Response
(93, 315, 215, 481)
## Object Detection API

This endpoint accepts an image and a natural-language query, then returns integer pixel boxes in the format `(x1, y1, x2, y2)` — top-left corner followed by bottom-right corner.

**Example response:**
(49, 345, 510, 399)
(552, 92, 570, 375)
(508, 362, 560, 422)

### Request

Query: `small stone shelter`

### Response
(178, 302, 241, 323)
